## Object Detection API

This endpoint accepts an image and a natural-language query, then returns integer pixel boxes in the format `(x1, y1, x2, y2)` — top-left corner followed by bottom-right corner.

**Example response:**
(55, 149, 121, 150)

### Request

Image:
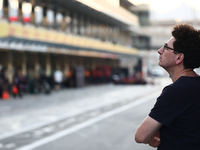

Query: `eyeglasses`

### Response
(163, 44, 178, 54)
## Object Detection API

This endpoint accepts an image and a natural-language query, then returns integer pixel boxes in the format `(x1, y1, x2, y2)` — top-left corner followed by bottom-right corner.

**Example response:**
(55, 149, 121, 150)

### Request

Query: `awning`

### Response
(54, 0, 139, 30)
(0, 36, 138, 59)
(0, 22, 138, 56)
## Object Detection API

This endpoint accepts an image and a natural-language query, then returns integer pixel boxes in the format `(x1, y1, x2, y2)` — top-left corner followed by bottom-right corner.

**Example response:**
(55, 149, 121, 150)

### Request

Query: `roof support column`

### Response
(65, 11, 71, 34)
(79, 15, 85, 36)
(34, 54, 40, 78)
(64, 56, 69, 77)
(91, 58, 96, 69)
(5, 51, 13, 83)
(56, 55, 61, 70)
(85, 18, 91, 37)
(84, 57, 91, 69)
(72, 13, 78, 35)
(21, 52, 27, 76)
(45, 54, 51, 76)
(70, 56, 77, 68)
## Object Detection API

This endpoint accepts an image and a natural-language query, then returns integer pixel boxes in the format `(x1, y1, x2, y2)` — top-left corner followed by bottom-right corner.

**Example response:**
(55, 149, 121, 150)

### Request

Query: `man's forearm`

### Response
(135, 116, 162, 144)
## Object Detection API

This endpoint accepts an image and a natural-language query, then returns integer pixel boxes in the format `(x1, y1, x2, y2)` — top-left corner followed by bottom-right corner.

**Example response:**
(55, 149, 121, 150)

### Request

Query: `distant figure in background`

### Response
(13, 70, 22, 98)
(53, 70, 63, 90)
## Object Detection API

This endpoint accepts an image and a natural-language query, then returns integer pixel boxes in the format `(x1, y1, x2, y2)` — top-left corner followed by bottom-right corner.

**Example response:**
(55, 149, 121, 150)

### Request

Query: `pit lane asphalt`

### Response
(0, 78, 171, 141)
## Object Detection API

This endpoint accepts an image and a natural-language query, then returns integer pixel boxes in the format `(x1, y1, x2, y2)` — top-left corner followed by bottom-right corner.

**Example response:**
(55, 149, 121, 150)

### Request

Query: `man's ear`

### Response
(176, 53, 184, 65)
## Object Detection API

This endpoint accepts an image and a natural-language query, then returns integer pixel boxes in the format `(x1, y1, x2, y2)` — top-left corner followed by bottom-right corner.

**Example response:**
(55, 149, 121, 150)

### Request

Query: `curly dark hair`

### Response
(172, 23, 200, 69)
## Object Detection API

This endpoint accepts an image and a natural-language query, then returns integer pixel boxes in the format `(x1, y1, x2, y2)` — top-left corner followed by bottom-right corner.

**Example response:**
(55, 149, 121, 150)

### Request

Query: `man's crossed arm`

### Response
(135, 116, 162, 147)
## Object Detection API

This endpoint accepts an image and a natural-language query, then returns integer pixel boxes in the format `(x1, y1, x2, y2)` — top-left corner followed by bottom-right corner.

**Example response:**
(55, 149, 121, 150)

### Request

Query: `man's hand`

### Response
(148, 130, 160, 147)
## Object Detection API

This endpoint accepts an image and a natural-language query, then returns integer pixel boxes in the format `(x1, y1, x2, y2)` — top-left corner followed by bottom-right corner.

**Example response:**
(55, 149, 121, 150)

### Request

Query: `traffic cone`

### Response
(2, 91, 9, 100)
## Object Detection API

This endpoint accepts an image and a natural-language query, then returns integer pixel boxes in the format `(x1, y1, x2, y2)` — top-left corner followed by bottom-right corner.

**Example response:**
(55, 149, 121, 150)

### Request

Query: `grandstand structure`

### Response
(0, 0, 150, 82)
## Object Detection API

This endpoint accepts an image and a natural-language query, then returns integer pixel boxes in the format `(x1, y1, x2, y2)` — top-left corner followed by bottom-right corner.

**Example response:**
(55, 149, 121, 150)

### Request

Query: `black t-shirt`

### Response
(149, 76, 200, 150)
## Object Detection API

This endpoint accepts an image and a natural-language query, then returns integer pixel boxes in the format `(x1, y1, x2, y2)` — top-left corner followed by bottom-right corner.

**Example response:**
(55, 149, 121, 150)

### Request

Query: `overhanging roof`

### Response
(0, 36, 138, 59)
(51, 0, 139, 29)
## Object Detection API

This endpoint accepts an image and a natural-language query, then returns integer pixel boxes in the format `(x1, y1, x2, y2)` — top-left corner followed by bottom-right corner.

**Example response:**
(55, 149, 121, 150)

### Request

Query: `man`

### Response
(54, 70, 63, 90)
(135, 23, 200, 150)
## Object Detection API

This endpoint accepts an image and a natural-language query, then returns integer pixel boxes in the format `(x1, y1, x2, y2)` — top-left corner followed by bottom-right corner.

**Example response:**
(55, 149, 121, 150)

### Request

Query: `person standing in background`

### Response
(53, 70, 63, 90)
(13, 70, 22, 98)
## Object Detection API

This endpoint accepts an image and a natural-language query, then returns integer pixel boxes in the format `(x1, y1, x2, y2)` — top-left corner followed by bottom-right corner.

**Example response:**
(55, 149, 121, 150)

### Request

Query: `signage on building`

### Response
(0, 0, 3, 19)
(0, 22, 138, 56)
(22, 1, 32, 23)
(34, 6, 43, 25)
(47, 9, 54, 25)
(8, 0, 19, 22)
(56, 12, 63, 25)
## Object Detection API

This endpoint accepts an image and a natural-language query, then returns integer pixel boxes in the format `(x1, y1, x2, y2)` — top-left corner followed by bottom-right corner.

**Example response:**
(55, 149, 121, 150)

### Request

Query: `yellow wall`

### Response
(0, 21, 138, 56)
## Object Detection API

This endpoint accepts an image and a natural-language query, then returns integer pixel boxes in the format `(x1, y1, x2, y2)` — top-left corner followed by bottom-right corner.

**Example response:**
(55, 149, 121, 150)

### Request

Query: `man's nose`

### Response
(157, 47, 163, 54)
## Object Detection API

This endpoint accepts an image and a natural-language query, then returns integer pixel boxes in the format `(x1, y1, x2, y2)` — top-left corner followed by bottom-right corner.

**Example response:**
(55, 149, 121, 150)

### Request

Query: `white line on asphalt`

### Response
(16, 91, 160, 150)
(0, 88, 161, 141)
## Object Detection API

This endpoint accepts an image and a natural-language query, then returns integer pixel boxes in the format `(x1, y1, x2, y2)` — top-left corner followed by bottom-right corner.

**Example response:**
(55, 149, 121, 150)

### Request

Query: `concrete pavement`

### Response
(0, 77, 171, 139)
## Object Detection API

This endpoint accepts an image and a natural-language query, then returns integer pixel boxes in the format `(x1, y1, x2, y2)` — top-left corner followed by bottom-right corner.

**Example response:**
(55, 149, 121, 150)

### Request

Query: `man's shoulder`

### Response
(163, 76, 200, 99)
(173, 76, 200, 88)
